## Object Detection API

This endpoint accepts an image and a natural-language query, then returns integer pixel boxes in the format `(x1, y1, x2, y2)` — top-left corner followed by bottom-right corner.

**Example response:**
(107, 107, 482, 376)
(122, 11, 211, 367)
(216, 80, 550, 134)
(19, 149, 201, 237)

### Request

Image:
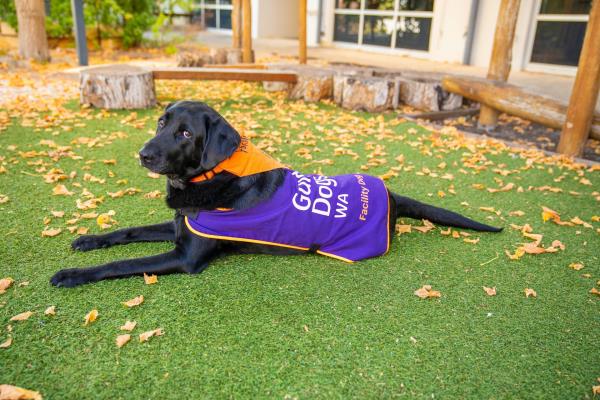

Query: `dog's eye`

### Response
(182, 130, 192, 139)
(158, 120, 165, 129)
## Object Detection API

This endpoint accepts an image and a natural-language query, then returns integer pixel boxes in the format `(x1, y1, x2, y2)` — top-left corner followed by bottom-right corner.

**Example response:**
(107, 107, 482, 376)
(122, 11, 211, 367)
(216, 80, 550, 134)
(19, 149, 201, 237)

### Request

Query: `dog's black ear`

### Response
(200, 113, 241, 170)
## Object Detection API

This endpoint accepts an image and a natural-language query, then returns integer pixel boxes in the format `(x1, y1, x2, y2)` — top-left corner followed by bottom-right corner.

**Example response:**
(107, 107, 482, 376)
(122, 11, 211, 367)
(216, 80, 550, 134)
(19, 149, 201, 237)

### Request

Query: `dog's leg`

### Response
(72, 221, 175, 251)
(51, 236, 218, 288)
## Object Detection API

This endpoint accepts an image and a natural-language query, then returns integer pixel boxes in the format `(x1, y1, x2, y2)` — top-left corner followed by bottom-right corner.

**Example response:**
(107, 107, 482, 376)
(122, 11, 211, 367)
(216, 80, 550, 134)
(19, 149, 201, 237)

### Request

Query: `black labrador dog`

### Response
(50, 101, 501, 288)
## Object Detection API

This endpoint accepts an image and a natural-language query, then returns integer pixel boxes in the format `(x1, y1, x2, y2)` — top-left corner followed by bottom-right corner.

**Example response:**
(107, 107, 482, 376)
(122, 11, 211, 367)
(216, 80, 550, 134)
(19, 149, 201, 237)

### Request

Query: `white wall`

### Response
(255, 0, 299, 39)
(469, 0, 535, 70)
(429, 0, 476, 63)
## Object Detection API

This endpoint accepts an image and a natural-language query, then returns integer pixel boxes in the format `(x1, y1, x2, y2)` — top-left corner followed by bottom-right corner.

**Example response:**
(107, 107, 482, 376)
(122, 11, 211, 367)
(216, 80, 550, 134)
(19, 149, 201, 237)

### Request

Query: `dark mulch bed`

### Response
(439, 113, 600, 163)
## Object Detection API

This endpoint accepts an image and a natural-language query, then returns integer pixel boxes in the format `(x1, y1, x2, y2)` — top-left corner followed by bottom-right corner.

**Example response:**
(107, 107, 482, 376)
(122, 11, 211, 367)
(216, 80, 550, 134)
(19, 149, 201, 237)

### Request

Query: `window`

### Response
(194, 0, 233, 30)
(333, 0, 434, 52)
(529, 0, 591, 66)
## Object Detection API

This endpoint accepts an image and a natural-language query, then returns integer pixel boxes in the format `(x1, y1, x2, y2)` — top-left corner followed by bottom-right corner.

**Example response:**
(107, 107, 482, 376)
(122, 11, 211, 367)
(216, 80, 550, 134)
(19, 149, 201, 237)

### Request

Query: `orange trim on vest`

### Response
(190, 136, 284, 183)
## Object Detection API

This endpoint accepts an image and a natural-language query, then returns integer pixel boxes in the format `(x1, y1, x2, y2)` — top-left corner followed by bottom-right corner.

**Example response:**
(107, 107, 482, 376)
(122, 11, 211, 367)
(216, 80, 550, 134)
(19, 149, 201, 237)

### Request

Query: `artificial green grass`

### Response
(1, 81, 599, 399)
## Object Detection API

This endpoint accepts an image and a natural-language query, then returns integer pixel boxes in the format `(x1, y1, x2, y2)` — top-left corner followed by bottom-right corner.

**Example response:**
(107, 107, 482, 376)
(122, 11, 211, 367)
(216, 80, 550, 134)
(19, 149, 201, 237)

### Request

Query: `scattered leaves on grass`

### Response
(139, 328, 163, 343)
(144, 190, 162, 199)
(524, 288, 537, 298)
(509, 210, 525, 217)
(0, 384, 42, 400)
(0, 278, 14, 294)
(483, 286, 497, 296)
(116, 334, 131, 348)
(122, 295, 144, 308)
(0, 336, 12, 349)
(143, 273, 158, 285)
(590, 288, 600, 297)
(414, 285, 441, 299)
(147, 172, 161, 179)
(412, 220, 435, 233)
(84, 309, 98, 326)
(44, 306, 55, 316)
(96, 210, 116, 229)
(41, 228, 61, 238)
(10, 311, 33, 321)
(50, 210, 64, 218)
(0, 195, 9, 204)
(52, 184, 73, 196)
(395, 224, 411, 235)
(569, 262, 584, 271)
(120, 321, 137, 331)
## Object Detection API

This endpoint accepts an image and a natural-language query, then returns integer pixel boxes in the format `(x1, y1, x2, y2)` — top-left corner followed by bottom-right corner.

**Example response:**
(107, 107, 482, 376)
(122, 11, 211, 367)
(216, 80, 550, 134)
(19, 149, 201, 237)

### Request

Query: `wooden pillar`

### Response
(299, 0, 307, 64)
(242, 0, 252, 63)
(478, 0, 520, 129)
(557, 1, 600, 157)
(232, 0, 242, 49)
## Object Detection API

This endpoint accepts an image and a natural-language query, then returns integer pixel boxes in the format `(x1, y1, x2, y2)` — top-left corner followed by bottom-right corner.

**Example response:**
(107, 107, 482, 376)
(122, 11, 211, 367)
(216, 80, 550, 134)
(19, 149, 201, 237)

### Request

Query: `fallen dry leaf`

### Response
(590, 287, 600, 297)
(120, 321, 137, 331)
(116, 334, 131, 348)
(139, 328, 163, 343)
(44, 306, 56, 316)
(0, 195, 9, 204)
(10, 311, 33, 322)
(143, 273, 158, 285)
(0, 336, 12, 348)
(509, 210, 525, 217)
(52, 184, 73, 196)
(505, 248, 525, 260)
(541, 206, 560, 222)
(413, 220, 435, 233)
(569, 262, 584, 271)
(0, 277, 14, 294)
(414, 285, 441, 299)
(147, 172, 161, 179)
(50, 211, 64, 218)
(593, 385, 600, 395)
(84, 309, 98, 326)
(0, 384, 42, 400)
(395, 224, 411, 235)
(524, 288, 537, 298)
(41, 228, 61, 238)
(122, 295, 144, 308)
(483, 286, 497, 296)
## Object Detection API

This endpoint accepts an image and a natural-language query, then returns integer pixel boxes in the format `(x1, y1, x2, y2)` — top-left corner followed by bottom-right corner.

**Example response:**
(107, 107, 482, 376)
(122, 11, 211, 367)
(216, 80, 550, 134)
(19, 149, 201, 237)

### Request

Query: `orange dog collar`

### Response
(190, 136, 285, 183)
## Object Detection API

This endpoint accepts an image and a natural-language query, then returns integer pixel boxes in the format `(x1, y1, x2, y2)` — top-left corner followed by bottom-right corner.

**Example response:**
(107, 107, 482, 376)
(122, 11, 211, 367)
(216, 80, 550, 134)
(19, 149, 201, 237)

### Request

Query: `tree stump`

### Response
(333, 67, 373, 104)
(226, 48, 243, 64)
(337, 76, 395, 112)
(396, 77, 462, 111)
(177, 52, 213, 67)
(285, 67, 334, 102)
(80, 65, 156, 109)
(210, 48, 228, 64)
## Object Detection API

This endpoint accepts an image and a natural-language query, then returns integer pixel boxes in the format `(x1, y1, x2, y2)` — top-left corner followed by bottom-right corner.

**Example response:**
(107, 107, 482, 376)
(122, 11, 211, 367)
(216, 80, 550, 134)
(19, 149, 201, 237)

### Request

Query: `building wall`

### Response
(255, 0, 299, 39)
(429, 0, 476, 64)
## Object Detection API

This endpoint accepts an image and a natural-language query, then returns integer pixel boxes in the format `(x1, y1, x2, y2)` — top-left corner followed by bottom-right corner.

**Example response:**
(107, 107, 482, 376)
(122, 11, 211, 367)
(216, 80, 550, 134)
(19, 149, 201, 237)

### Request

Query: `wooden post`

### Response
(556, 1, 600, 157)
(242, 0, 252, 63)
(232, 0, 242, 49)
(478, 0, 520, 129)
(299, 0, 307, 64)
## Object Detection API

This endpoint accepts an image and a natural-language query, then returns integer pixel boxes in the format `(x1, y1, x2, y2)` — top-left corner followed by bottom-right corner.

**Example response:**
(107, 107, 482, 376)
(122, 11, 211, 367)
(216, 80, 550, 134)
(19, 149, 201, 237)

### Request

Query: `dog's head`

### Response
(139, 101, 241, 181)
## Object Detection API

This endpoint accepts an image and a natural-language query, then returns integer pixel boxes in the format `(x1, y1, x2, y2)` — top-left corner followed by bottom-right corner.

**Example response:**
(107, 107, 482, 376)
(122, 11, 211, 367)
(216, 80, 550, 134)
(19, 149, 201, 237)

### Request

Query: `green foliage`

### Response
(0, 0, 18, 30)
(1, 0, 156, 48)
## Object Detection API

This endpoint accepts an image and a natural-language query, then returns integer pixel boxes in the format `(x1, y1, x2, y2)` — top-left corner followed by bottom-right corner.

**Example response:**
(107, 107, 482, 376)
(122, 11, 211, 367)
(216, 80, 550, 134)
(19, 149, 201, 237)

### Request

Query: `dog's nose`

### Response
(139, 148, 156, 164)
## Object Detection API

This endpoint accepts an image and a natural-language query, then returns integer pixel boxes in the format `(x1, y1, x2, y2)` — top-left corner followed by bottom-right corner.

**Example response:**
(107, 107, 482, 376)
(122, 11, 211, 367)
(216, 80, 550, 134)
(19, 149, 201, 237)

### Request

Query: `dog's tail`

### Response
(392, 193, 502, 232)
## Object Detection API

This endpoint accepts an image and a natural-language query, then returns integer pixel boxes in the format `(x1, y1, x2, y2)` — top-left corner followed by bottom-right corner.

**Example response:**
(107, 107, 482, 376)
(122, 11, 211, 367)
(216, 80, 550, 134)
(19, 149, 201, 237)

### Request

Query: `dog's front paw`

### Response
(50, 268, 92, 288)
(71, 235, 107, 252)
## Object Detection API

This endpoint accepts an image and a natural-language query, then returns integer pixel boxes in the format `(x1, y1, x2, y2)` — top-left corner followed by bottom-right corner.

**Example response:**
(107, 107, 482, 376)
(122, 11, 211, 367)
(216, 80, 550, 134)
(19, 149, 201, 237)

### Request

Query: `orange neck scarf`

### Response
(190, 136, 285, 183)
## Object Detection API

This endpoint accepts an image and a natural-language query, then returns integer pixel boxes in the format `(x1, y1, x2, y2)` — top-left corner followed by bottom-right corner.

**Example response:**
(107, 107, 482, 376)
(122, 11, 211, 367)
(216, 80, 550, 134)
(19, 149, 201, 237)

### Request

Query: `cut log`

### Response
(210, 48, 228, 64)
(396, 77, 462, 112)
(177, 52, 213, 67)
(80, 65, 156, 109)
(337, 76, 395, 112)
(333, 68, 373, 104)
(287, 68, 334, 102)
(225, 48, 243, 64)
(442, 76, 600, 140)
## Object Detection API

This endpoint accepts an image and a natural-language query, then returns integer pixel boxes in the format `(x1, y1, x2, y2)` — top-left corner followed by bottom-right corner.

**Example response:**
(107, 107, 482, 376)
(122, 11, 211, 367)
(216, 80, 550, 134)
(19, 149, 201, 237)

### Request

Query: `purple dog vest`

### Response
(184, 170, 390, 262)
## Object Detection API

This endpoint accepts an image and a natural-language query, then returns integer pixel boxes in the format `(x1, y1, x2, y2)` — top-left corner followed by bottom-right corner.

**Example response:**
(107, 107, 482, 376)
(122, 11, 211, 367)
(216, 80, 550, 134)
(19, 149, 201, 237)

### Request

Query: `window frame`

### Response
(523, 0, 590, 76)
(332, 0, 435, 55)
(195, 0, 234, 32)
